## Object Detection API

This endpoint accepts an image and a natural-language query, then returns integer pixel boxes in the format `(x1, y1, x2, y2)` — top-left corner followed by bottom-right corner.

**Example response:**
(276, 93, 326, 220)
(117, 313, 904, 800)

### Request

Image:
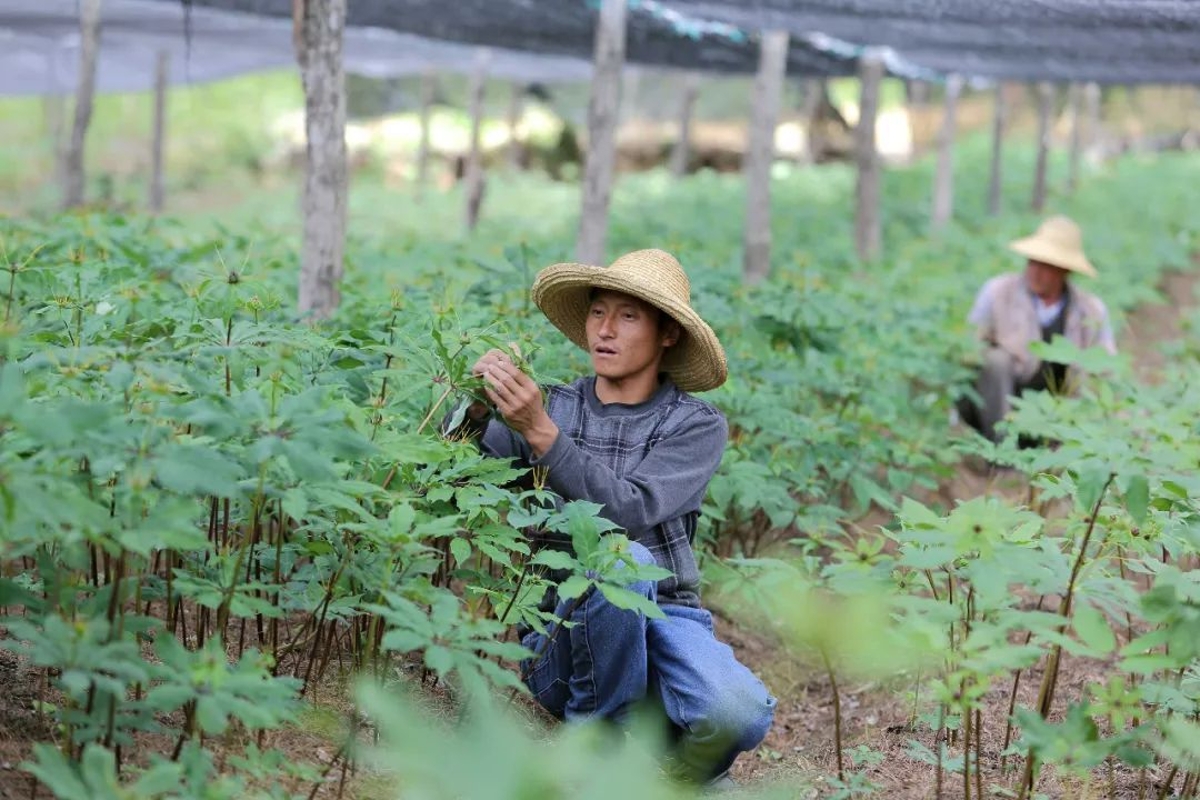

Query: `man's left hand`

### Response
(481, 359, 560, 457)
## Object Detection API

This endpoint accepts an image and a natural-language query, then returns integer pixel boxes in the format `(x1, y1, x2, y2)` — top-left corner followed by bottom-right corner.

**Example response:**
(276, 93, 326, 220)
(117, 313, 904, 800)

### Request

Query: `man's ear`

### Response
(661, 319, 681, 348)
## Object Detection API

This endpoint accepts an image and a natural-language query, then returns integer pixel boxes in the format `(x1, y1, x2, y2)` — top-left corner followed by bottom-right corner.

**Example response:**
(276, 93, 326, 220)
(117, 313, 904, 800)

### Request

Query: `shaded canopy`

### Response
(660, 0, 1200, 84)
(154, 0, 860, 77)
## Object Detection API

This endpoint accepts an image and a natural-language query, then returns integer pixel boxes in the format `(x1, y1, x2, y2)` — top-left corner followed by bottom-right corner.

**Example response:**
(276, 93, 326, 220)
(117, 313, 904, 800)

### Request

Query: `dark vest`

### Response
(1028, 289, 1071, 392)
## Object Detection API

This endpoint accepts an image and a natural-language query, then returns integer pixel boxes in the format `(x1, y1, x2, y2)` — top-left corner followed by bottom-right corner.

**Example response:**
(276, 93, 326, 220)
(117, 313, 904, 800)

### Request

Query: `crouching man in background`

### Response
(957, 215, 1117, 444)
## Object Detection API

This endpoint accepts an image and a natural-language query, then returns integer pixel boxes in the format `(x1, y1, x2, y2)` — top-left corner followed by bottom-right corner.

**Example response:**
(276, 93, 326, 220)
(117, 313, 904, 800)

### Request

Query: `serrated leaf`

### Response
(531, 550, 578, 571)
(1123, 474, 1150, 525)
(425, 644, 455, 676)
(1073, 602, 1116, 655)
(450, 537, 471, 567)
(596, 584, 666, 619)
(556, 574, 592, 601)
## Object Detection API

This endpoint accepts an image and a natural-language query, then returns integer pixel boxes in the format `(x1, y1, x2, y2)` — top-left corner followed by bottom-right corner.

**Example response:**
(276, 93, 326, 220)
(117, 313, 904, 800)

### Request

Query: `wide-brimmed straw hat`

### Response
(1008, 215, 1097, 278)
(531, 249, 728, 392)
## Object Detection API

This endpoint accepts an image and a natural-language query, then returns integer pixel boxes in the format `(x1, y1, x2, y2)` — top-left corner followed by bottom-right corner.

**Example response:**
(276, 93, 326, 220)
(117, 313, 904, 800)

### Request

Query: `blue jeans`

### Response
(520, 542, 777, 782)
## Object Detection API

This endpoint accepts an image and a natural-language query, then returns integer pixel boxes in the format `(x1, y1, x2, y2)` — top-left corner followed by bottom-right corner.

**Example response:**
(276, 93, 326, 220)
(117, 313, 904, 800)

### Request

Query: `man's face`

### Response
(1025, 259, 1069, 298)
(585, 290, 679, 383)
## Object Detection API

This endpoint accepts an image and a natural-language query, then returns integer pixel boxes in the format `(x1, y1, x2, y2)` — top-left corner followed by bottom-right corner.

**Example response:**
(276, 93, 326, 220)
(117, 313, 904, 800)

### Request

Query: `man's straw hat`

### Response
(531, 249, 728, 392)
(1008, 215, 1097, 278)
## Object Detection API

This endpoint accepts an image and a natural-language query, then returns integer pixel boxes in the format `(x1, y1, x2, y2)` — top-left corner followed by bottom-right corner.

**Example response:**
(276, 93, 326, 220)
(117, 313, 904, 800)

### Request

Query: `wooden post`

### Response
(1031, 81, 1055, 213)
(62, 0, 102, 210)
(669, 72, 700, 178)
(464, 48, 490, 233)
(296, 0, 348, 320)
(987, 82, 1006, 216)
(1067, 83, 1083, 193)
(1084, 82, 1102, 166)
(415, 70, 435, 194)
(43, 47, 67, 195)
(800, 78, 827, 164)
(742, 30, 789, 285)
(576, 0, 627, 264)
(148, 49, 169, 214)
(930, 74, 962, 232)
(506, 82, 524, 171)
(855, 52, 885, 262)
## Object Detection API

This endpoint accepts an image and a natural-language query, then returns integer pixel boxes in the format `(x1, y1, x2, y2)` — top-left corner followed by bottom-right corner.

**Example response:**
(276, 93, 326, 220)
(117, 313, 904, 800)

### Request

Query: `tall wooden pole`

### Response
(576, 0, 627, 264)
(742, 31, 789, 285)
(1031, 81, 1055, 213)
(669, 72, 700, 178)
(62, 0, 102, 210)
(987, 82, 1007, 216)
(1067, 83, 1083, 193)
(296, 0, 348, 320)
(930, 74, 962, 232)
(415, 70, 435, 194)
(1084, 82, 1102, 167)
(506, 82, 524, 171)
(148, 49, 169, 214)
(855, 52, 885, 261)
(464, 48, 490, 233)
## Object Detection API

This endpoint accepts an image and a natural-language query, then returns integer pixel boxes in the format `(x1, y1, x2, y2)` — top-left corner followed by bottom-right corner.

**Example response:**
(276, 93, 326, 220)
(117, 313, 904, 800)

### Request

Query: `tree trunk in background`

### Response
(800, 79, 830, 164)
(669, 72, 700, 178)
(1067, 83, 1083, 193)
(415, 70, 435, 195)
(855, 52, 885, 261)
(62, 0, 102, 210)
(576, 0, 627, 265)
(464, 48, 490, 233)
(149, 49, 169, 214)
(987, 82, 1007, 216)
(43, 48, 67, 194)
(296, 0, 348, 320)
(1031, 81, 1055, 213)
(742, 30, 789, 285)
(1084, 82, 1102, 167)
(506, 82, 524, 171)
(931, 74, 962, 232)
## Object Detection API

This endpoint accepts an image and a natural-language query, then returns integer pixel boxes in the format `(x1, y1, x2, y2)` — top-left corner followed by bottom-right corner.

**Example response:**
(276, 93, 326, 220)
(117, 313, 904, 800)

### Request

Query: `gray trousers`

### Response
(958, 347, 1052, 444)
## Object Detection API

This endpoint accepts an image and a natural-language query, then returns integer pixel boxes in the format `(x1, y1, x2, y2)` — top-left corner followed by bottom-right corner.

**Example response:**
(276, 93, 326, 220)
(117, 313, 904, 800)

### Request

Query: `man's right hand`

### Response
(467, 349, 512, 420)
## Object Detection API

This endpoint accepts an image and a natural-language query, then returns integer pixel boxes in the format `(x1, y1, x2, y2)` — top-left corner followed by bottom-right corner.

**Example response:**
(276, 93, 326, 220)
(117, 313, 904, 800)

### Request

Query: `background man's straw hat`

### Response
(1008, 215, 1098, 278)
(531, 249, 728, 392)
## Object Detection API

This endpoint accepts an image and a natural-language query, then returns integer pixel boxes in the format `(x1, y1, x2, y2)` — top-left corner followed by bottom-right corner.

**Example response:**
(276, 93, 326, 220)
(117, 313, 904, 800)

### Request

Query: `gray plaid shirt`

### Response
(478, 376, 727, 607)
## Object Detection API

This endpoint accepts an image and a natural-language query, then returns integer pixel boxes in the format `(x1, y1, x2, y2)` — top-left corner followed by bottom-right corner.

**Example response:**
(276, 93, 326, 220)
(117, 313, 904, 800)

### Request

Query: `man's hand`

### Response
(477, 353, 560, 457)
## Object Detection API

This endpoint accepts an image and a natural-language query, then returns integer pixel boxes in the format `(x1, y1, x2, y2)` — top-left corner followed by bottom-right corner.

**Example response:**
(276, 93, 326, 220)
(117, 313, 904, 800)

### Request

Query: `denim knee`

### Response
(626, 540, 656, 567)
(702, 682, 776, 753)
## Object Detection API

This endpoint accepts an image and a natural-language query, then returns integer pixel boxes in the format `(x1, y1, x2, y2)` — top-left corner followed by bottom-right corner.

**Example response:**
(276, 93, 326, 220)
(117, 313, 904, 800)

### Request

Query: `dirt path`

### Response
(721, 262, 1200, 796)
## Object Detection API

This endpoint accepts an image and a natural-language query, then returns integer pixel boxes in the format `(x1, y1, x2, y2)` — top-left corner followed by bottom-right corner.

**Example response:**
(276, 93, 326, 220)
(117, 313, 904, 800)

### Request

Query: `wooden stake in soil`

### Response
(415, 70, 436, 193)
(742, 30, 789, 285)
(669, 72, 700, 178)
(1031, 81, 1055, 214)
(1067, 82, 1083, 193)
(576, 0, 627, 264)
(296, 0, 349, 320)
(62, 0, 102, 210)
(855, 51, 885, 261)
(506, 81, 524, 171)
(148, 49, 169, 214)
(464, 48, 491, 233)
(931, 74, 963, 232)
(987, 83, 1008, 216)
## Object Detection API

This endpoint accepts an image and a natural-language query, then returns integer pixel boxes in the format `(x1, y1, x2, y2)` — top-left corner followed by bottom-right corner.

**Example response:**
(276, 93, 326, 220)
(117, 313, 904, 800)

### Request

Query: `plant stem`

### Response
(963, 703, 972, 800)
(820, 647, 845, 782)
(417, 384, 455, 435)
